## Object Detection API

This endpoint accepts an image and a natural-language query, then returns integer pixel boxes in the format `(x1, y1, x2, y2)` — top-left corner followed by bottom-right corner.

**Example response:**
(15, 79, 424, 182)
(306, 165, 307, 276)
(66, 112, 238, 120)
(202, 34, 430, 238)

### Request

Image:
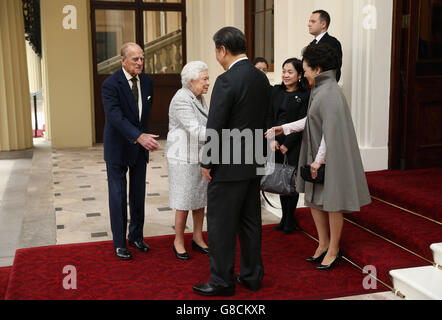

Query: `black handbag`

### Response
(260, 155, 297, 196)
(300, 164, 325, 184)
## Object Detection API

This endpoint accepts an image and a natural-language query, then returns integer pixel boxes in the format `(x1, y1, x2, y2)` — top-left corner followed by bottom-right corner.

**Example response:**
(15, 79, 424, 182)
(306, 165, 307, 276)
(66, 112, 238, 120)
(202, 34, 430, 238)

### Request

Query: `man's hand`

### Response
(201, 168, 212, 183)
(137, 134, 160, 152)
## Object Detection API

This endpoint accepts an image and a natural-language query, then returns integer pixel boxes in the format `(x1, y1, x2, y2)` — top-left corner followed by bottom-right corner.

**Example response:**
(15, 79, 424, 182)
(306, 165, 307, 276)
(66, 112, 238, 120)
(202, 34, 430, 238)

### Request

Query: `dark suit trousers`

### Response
(207, 177, 264, 288)
(106, 152, 147, 248)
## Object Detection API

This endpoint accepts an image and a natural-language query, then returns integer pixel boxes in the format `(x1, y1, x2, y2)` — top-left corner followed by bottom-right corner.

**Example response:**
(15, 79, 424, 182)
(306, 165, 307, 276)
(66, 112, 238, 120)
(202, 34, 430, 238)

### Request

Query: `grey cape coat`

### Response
(295, 70, 371, 212)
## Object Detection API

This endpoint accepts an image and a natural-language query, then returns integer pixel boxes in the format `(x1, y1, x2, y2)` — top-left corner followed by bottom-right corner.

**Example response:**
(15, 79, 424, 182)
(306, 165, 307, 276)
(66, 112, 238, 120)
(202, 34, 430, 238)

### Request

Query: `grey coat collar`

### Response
(314, 70, 337, 88)
(182, 87, 209, 118)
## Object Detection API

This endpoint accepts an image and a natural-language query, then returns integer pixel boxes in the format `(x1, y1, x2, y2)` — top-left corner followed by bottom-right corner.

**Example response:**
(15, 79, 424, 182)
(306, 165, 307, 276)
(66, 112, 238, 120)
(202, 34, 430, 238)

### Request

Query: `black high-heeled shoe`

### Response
(192, 240, 209, 254)
(173, 244, 190, 260)
(316, 251, 342, 270)
(306, 249, 328, 264)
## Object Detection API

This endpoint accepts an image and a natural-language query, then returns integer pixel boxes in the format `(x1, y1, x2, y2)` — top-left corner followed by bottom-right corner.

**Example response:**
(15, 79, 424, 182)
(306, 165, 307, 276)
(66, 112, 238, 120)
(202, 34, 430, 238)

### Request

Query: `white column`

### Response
(0, 0, 33, 151)
(349, 0, 393, 171)
(25, 40, 42, 94)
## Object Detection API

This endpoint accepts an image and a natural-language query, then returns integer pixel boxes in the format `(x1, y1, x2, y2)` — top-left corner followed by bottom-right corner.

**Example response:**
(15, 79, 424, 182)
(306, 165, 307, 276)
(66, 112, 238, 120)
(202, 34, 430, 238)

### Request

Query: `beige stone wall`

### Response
(0, 0, 33, 151)
(40, 0, 94, 148)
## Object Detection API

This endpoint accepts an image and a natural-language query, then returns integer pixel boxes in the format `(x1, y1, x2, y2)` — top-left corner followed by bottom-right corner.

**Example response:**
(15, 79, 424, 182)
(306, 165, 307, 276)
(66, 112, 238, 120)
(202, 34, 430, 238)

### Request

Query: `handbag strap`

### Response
(261, 191, 282, 210)
(283, 154, 289, 166)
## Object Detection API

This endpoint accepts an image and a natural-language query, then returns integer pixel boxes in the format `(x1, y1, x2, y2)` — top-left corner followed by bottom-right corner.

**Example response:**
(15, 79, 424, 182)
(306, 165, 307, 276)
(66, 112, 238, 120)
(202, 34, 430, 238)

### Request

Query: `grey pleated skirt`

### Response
(167, 159, 208, 211)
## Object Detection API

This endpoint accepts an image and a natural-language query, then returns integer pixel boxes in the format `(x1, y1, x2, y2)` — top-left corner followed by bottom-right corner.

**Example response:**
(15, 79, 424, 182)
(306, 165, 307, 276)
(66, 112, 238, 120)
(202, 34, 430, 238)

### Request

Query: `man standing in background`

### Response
(308, 10, 343, 82)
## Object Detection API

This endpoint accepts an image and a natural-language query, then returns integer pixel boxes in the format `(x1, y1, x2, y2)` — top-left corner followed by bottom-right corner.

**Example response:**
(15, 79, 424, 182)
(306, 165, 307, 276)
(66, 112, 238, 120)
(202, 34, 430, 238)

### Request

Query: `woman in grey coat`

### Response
(165, 61, 210, 260)
(266, 43, 371, 270)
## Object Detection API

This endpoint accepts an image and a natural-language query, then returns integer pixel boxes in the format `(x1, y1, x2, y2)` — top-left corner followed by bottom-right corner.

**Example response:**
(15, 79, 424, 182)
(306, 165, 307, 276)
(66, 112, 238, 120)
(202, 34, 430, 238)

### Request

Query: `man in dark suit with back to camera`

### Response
(308, 10, 343, 82)
(102, 42, 160, 261)
(193, 27, 271, 297)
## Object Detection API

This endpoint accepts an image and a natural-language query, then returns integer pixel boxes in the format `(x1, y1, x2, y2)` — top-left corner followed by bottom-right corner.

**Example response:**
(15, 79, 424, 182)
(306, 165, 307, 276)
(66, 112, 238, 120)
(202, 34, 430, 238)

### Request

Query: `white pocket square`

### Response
(147, 96, 151, 101)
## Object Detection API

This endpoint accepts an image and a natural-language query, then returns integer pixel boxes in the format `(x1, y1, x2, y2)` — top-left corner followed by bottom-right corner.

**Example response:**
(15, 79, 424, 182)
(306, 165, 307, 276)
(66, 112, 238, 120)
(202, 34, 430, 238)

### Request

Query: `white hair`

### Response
(121, 42, 143, 58)
(181, 61, 208, 88)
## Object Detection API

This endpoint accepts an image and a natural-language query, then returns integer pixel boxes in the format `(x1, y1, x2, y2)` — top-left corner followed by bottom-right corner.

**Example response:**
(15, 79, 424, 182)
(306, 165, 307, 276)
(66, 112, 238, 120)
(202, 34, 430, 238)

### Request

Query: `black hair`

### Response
(281, 58, 309, 92)
(302, 43, 341, 73)
(213, 27, 247, 56)
(312, 10, 331, 30)
(253, 57, 269, 68)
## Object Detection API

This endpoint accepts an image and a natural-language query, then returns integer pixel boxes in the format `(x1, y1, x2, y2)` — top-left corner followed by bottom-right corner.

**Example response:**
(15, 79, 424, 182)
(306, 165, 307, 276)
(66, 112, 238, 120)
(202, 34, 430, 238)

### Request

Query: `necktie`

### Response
(130, 77, 139, 107)
(311, 39, 318, 45)
(130, 77, 141, 121)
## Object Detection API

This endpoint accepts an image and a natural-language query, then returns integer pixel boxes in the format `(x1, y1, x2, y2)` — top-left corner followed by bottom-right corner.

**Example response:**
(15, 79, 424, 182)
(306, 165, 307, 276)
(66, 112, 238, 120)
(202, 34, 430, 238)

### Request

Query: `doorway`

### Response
(90, 0, 187, 142)
(390, 0, 442, 169)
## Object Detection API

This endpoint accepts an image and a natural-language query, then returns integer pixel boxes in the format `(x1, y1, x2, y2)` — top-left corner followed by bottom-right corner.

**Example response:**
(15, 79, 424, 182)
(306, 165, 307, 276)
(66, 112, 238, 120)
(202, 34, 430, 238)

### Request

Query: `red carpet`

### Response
(4, 226, 385, 300)
(296, 209, 428, 286)
(3, 168, 440, 300)
(346, 200, 442, 262)
(0, 267, 11, 300)
(366, 168, 442, 223)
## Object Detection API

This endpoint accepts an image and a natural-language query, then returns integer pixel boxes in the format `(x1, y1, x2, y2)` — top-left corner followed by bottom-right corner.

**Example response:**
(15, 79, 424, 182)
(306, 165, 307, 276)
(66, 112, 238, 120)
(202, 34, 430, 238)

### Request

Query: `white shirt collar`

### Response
(315, 32, 327, 42)
(122, 67, 140, 82)
(229, 57, 248, 70)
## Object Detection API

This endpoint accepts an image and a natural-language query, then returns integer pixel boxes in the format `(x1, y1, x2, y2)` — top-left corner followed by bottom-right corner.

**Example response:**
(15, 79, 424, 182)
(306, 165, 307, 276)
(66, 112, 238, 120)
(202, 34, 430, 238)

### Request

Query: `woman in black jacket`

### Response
(267, 58, 310, 234)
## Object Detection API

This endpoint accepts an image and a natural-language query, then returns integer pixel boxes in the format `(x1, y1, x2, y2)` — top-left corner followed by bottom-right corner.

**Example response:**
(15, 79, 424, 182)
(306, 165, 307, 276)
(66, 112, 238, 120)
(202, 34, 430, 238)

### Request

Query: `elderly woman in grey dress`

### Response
(266, 43, 371, 270)
(165, 61, 210, 260)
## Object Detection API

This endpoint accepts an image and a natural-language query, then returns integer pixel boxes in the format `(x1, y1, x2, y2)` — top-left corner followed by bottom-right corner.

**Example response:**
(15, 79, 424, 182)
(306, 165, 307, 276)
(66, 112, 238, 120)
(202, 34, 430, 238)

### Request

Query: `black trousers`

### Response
(207, 178, 264, 288)
(106, 153, 147, 249)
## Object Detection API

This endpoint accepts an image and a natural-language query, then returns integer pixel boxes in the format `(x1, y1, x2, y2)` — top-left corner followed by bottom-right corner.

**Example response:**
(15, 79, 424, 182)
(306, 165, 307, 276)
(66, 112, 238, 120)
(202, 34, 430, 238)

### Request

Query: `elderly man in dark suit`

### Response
(193, 27, 271, 297)
(102, 42, 160, 260)
(308, 10, 343, 82)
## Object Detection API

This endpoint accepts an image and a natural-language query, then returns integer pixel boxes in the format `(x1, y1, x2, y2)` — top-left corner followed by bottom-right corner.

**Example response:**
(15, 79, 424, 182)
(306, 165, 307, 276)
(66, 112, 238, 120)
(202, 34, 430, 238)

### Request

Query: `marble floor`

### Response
(0, 138, 401, 300)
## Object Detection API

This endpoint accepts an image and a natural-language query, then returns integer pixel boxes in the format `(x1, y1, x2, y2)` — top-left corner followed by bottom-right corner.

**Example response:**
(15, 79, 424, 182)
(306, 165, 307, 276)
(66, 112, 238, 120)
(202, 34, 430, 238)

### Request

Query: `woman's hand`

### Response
(280, 145, 288, 155)
(270, 140, 280, 152)
(265, 126, 284, 139)
(310, 161, 322, 180)
(201, 168, 212, 183)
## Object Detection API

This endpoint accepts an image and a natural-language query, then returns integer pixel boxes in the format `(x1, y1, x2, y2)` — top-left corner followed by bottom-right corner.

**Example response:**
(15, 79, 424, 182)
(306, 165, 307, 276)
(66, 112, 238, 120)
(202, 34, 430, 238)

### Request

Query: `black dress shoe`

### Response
(193, 283, 235, 297)
(306, 249, 328, 264)
(192, 240, 209, 254)
(115, 248, 132, 260)
(236, 274, 261, 291)
(129, 240, 150, 252)
(317, 251, 342, 270)
(173, 244, 190, 260)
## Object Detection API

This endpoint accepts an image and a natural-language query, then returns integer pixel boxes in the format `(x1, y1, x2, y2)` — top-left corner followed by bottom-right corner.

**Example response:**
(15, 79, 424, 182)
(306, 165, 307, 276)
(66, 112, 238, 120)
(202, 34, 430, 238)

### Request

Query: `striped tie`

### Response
(130, 77, 139, 107)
